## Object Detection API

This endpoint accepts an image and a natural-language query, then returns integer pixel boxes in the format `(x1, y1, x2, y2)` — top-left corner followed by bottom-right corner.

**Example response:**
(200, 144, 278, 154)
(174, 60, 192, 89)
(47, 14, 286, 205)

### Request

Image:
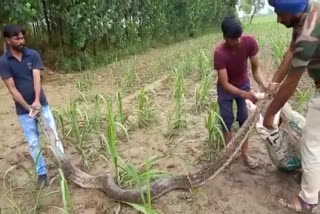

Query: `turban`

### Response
(268, 0, 308, 15)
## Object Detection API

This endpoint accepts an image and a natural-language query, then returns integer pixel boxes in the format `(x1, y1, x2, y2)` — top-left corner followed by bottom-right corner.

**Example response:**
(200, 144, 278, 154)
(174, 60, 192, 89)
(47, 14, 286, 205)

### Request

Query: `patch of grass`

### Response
(105, 99, 119, 181)
(119, 155, 167, 187)
(137, 89, 155, 127)
(196, 50, 211, 78)
(195, 72, 212, 111)
(55, 100, 90, 168)
(294, 87, 314, 113)
(55, 93, 107, 168)
(205, 104, 226, 152)
(121, 155, 166, 214)
(122, 60, 138, 93)
(58, 169, 74, 214)
(76, 71, 94, 92)
(170, 67, 187, 132)
(68, 101, 90, 168)
(2, 165, 60, 214)
(2, 166, 22, 214)
(116, 92, 129, 126)
(100, 99, 128, 182)
(270, 36, 288, 66)
(91, 94, 105, 131)
(180, 53, 197, 76)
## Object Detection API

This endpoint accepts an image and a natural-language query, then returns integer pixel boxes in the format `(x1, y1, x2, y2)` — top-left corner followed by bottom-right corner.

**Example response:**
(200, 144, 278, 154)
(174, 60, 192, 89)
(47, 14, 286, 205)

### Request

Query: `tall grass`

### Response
(76, 71, 94, 92)
(119, 155, 167, 187)
(91, 94, 104, 131)
(196, 50, 211, 78)
(294, 87, 314, 113)
(100, 99, 128, 181)
(121, 155, 165, 214)
(137, 89, 154, 127)
(69, 101, 90, 168)
(205, 104, 226, 151)
(270, 36, 289, 66)
(2, 165, 60, 214)
(180, 53, 197, 76)
(55, 93, 107, 167)
(195, 72, 212, 110)
(122, 61, 138, 93)
(58, 169, 74, 214)
(116, 92, 127, 126)
(105, 99, 119, 181)
(170, 67, 187, 131)
(2, 166, 22, 214)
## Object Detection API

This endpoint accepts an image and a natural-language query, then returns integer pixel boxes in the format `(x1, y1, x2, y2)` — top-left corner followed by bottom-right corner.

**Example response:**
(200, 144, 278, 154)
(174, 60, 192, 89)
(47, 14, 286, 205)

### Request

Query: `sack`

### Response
(247, 100, 304, 171)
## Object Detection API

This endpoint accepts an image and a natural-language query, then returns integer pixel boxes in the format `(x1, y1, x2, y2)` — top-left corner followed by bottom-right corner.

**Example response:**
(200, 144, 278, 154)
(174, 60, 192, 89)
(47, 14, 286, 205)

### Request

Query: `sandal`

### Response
(279, 196, 318, 213)
(244, 156, 259, 169)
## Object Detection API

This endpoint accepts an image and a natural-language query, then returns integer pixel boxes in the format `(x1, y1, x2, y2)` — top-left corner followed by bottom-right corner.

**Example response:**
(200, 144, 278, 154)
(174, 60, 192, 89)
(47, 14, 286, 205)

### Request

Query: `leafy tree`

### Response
(0, 0, 238, 71)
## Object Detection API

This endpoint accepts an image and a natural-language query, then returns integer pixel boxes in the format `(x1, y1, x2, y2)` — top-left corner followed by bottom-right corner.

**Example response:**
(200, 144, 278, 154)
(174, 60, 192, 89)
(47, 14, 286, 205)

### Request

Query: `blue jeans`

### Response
(18, 105, 60, 175)
(217, 82, 250, 132)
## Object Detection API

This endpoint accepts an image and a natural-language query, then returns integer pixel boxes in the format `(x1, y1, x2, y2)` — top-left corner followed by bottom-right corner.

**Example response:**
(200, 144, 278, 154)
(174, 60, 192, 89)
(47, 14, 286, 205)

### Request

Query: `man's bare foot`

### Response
(279, 196, 317, 213)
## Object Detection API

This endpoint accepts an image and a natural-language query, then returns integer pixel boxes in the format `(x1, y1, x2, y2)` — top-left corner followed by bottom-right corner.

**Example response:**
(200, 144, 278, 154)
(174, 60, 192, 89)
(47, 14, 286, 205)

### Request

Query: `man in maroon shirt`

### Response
(214, 16, 266, 168)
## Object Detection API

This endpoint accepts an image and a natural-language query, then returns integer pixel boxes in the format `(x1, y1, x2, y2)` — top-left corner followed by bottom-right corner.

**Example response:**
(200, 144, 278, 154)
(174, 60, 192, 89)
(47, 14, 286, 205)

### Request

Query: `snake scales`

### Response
(36, 98, 268, 203)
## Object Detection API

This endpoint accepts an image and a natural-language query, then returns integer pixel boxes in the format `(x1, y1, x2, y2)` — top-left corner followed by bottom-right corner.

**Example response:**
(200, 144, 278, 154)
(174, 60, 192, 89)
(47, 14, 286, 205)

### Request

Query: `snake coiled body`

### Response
(37, 98, 268, 203)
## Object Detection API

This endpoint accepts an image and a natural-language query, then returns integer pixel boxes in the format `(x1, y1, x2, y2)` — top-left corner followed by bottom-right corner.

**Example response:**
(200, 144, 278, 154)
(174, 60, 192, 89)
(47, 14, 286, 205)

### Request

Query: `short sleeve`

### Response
(32, 51, 44, 70)
(247, 36, 259, 57)
(0, 58, 12, 80)
(214, 49, 226, 71)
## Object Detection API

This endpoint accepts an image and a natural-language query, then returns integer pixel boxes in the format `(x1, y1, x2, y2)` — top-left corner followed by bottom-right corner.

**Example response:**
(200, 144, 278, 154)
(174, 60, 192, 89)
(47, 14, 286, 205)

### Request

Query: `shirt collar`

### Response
(5, 48, 31, 59)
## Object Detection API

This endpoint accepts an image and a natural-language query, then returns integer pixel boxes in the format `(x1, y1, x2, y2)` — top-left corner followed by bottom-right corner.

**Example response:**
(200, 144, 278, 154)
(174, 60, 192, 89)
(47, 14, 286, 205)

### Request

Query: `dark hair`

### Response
(3, 25, 26, 38)
(221, 16, 243, 39)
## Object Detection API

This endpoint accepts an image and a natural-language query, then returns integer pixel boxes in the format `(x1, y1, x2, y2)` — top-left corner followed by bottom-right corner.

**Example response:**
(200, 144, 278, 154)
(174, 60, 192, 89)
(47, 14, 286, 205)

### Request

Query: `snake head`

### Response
(29, 107, 42, 118)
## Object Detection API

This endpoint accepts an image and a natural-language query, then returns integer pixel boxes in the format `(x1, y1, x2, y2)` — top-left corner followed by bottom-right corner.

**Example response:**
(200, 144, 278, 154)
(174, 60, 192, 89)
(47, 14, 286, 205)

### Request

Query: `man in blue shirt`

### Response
(0, 25, 64, 186)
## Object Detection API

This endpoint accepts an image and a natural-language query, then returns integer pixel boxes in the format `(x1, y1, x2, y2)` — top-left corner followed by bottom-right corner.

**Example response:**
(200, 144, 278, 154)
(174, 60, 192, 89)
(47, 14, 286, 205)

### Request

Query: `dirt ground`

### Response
(0, 35, 314, 214)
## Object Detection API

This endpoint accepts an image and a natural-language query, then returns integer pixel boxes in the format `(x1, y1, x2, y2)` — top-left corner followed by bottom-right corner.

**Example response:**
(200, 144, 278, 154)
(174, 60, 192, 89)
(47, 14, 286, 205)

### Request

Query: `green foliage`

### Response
(197, 50, 211, 78)
(76, 72, 94, 92)
(137, 89, 154, 127)
(105, 99, 119, 181)
(58, 169, 74, 214)
(0, 0, 237, 72)
(271, 36, 289, 66)
(55, 93, 106, 168)
(2, 165, 61, 214)
(122, 61, 138, 93)
(121, 155, 165, 214)
(205, 104, 226, 151)
(195, 73, 212, 110)
(294, 87, 314, 113)
(170, 67, 187, 131)
(116, 92, 129, 126)
(195, 51, 212, 110)
(240, 0, 265, 24)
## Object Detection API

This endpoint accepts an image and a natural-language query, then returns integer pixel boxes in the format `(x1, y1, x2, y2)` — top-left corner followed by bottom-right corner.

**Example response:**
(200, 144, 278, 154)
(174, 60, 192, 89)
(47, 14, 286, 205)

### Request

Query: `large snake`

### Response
(35, 98, 268, 203)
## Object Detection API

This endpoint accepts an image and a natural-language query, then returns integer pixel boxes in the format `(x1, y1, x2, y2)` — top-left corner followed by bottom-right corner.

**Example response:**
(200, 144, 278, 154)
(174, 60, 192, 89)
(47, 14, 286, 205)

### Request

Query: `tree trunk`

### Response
(249, 6, 257, 24)
(32, 22, 37, 38)
(42, 0, 52, 41)
(35, 21, 39, 38)
(57, 18, 64, 57)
